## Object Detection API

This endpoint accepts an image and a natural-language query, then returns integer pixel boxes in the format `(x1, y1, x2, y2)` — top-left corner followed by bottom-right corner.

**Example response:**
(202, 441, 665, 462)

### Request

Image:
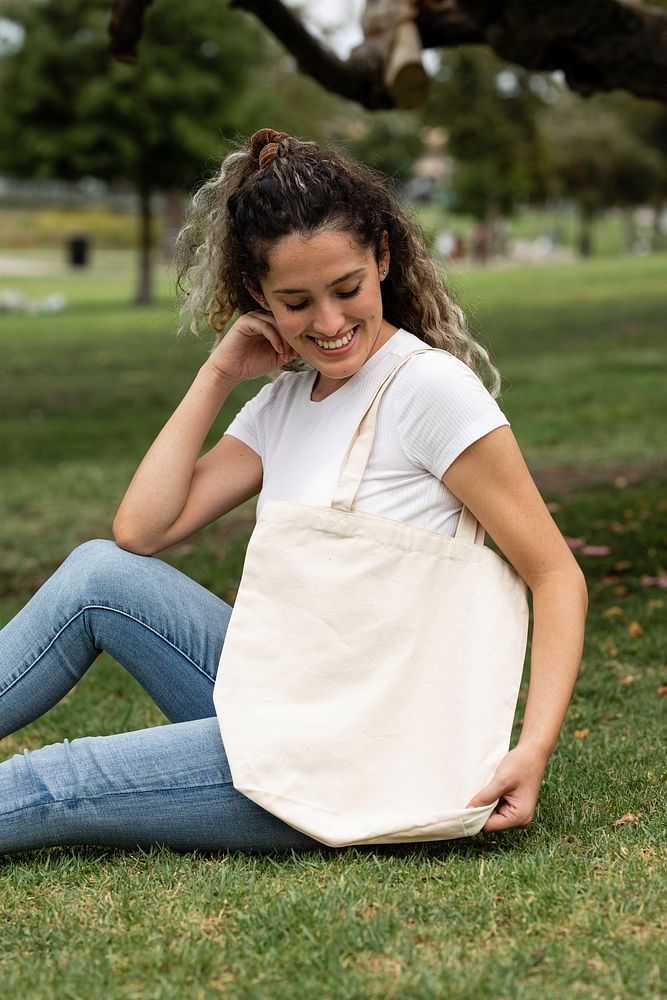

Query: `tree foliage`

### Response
(0, 0, 263, 300)
(424, 49, 549, 222)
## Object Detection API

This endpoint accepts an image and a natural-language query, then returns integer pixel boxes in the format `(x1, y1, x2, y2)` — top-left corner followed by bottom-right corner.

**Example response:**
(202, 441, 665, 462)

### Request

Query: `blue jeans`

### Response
(0, 540, 322, 854)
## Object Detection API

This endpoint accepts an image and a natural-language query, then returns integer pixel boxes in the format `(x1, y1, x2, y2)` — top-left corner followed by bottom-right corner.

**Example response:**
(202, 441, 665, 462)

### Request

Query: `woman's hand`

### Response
(205, 310, 299, 385)
(466, 743, 549, 832)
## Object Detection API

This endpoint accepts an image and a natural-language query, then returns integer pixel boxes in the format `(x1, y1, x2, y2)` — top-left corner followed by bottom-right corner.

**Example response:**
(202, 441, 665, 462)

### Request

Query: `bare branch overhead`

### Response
(107, 0, 667, 105)
(108, 0, 153, 65)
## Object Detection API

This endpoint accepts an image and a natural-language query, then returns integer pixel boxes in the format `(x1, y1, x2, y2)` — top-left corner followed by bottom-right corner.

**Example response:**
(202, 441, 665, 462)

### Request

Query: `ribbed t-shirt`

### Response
(224, 328, 510, 537)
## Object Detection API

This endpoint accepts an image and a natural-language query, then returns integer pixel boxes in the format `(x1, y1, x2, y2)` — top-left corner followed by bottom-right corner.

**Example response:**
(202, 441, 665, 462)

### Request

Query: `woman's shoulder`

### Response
(391, 333, 487, 394)
(249, 369, 311, 407)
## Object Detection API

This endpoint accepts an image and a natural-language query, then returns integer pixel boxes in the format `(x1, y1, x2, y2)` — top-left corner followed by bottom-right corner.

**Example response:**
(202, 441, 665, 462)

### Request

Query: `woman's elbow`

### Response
(112, 519, 161, 557)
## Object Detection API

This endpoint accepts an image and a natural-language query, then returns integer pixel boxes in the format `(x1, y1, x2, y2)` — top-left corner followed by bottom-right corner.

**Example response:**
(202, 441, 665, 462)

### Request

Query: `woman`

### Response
(0, 129, 587, 854)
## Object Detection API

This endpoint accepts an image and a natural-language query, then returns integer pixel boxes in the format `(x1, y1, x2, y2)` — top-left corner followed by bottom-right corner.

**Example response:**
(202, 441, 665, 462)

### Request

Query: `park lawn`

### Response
(0, 251, 665, 999)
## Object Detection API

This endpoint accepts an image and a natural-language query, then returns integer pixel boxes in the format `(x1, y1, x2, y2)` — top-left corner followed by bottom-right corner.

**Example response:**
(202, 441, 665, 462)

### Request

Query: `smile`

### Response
(310, 327, 358, 352)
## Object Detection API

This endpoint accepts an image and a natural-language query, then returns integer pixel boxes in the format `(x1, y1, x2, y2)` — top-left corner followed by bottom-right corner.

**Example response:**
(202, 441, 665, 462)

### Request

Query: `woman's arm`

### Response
(441, 425, 588, 830)
(113, 311, 298, 555)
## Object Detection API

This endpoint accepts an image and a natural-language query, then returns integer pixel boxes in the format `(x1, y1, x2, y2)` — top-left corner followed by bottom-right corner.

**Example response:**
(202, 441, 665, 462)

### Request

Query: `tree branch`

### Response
(107, 0, 667, 106)
(447, 0, 667, 102)
(108, 0, 153, 64)
(229, 0, 394, 108)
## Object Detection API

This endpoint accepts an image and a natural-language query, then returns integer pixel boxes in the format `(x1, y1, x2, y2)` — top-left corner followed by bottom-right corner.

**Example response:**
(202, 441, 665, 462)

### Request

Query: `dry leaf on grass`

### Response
(657, 684, 667, 698)
(628, 621, 644, 637)
(601, 606, 626, 620)
(613, 812, 641, 826)
(574, 729, 591, 739)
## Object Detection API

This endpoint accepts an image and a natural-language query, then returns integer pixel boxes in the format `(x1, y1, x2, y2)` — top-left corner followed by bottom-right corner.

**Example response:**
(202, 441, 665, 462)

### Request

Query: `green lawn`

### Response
(0, 251, 665, 999)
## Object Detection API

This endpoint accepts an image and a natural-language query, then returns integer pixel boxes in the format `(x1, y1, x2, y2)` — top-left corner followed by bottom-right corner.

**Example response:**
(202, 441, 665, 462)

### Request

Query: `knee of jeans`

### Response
(59, 539, 146, 605)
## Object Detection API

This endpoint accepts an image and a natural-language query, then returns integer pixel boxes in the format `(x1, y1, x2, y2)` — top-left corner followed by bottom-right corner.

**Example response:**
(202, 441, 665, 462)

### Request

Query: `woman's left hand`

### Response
(466, 743, 549, 832)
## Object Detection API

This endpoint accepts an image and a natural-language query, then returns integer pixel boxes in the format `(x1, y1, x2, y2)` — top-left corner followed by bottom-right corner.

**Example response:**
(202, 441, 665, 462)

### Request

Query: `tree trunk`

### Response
(162, 187, 185, 262)
(485, 199, 501, 258)
(136, 184, 153, 305)
(578, 204, 594, 257)
(622, 207, 637, 254)
(650, 200, 664, 252)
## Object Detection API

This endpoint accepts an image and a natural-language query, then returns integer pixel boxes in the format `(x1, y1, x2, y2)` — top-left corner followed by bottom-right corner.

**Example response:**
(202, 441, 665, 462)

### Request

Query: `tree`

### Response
(107, 0, 667, 111)
(0, 0, 262, 303)
(542, 98, 664, 256)
(423, 48, 549, 243)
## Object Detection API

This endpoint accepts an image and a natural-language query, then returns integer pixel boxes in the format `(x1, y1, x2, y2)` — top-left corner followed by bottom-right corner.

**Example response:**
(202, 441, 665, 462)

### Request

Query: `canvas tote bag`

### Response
(214, 349, 530, 847)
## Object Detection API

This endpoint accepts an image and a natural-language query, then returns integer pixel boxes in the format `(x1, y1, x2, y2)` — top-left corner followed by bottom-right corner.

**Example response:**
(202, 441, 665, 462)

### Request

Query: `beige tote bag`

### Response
(214, 350, 530, 847)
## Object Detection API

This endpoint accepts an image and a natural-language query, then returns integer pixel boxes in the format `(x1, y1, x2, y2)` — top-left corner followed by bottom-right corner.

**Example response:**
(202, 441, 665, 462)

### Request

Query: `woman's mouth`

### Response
(309, 327, 358, 355)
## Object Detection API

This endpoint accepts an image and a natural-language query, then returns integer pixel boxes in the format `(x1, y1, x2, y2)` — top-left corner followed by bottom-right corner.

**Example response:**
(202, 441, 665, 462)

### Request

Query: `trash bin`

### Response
(67, 234, 89, 268)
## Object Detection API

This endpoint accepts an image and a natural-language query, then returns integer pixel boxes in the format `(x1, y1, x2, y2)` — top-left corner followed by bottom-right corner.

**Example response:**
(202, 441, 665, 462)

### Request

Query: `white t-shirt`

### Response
(224, 328, 510, 536)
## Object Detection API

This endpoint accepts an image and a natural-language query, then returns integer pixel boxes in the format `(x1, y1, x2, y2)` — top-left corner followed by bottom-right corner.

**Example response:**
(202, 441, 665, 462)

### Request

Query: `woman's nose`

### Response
(310, 300, 346, 337)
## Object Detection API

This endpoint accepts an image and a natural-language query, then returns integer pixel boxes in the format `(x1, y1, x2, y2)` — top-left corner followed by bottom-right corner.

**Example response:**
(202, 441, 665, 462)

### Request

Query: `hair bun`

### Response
(251, 128, 291, 170)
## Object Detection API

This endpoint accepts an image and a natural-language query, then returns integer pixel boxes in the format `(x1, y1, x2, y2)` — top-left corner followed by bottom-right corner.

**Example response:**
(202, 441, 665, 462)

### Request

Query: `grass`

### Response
(0, 250, 665, 999)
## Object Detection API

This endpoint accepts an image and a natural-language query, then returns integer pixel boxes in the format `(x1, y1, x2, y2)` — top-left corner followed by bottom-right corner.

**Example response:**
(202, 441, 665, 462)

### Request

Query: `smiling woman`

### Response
(251, 229, 392, 398)
(0, 128, 587, 855)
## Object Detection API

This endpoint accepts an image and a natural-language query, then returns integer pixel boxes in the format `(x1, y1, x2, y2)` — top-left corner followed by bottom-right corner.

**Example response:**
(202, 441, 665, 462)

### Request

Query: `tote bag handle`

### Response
(331, 348, 485, 546)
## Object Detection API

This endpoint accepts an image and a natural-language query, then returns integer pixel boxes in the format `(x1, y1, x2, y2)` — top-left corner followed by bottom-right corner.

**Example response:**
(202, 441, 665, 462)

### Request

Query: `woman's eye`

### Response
(282, 284, 361, 312)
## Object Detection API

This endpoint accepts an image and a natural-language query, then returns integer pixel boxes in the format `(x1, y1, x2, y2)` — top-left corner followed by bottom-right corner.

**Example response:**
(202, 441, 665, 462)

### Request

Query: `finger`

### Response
(243, 318, 286, 356)
(482, 807, 532, 833)
(466, 778, 505, 809)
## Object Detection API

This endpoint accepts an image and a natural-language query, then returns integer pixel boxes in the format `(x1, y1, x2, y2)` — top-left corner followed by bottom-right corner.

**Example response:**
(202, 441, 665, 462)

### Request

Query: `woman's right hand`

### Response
(204, 310, 299, 385)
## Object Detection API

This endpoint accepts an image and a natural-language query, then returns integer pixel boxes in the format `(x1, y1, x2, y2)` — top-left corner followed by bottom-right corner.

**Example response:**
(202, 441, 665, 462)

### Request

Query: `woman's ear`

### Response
(242, 273, 270, 310)
(379, 230, 390, 278)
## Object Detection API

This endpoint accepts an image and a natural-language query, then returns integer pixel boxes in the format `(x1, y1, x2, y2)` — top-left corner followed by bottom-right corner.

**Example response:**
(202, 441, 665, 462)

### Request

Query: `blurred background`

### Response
(1, 0, 666, 302)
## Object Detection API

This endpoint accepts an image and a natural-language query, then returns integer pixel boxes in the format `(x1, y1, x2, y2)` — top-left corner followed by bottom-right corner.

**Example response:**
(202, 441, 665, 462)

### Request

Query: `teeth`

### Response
(315, 329, 355, 350)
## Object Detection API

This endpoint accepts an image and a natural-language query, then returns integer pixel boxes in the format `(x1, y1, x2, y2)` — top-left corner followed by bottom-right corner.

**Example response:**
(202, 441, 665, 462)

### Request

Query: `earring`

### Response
(260, 299, 270, 310)
(381, 268, 388, 279)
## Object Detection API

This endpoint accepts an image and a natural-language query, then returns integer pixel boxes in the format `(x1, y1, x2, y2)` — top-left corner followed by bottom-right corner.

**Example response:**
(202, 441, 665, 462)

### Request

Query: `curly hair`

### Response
(176, 129, 503, 397)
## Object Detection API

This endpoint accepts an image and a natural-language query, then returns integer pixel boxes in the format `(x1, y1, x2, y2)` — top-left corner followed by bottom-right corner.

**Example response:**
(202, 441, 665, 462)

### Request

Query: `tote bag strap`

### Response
(331, 348, 485, 546)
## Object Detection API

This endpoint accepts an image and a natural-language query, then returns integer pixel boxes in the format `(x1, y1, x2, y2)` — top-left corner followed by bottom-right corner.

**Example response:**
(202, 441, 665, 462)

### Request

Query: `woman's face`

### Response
(256, 227, 396, 394)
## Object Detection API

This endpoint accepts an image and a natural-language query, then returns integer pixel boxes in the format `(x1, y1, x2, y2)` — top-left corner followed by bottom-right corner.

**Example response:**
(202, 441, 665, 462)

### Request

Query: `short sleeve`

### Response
(391, 351, 510, 479)
(224, 381, 276, 458)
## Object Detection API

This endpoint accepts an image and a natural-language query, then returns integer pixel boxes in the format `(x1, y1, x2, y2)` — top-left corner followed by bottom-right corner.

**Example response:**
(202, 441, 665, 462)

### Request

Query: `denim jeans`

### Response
(0, 539, 322, 854)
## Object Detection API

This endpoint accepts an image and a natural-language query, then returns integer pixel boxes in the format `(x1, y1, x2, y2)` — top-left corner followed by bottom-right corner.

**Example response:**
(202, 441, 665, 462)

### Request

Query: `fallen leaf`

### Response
(601, 638, 618, 657)
(601, 606, 626, 620)
(613, 560, 633, 572)
(628, 621, 644, 637)
(574, 728, 591, 739)
(614, 476, 629, 488)
(658, 685, 667, 698)
(641, 574, 667, 589)
(619, 846, 629, 857)
(580, 545, 612, 556)
(619, 675, 635, 686)
(647, 599, 664, 609)
(614, 812, 640, 826)
(614, 586, 630, 596)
